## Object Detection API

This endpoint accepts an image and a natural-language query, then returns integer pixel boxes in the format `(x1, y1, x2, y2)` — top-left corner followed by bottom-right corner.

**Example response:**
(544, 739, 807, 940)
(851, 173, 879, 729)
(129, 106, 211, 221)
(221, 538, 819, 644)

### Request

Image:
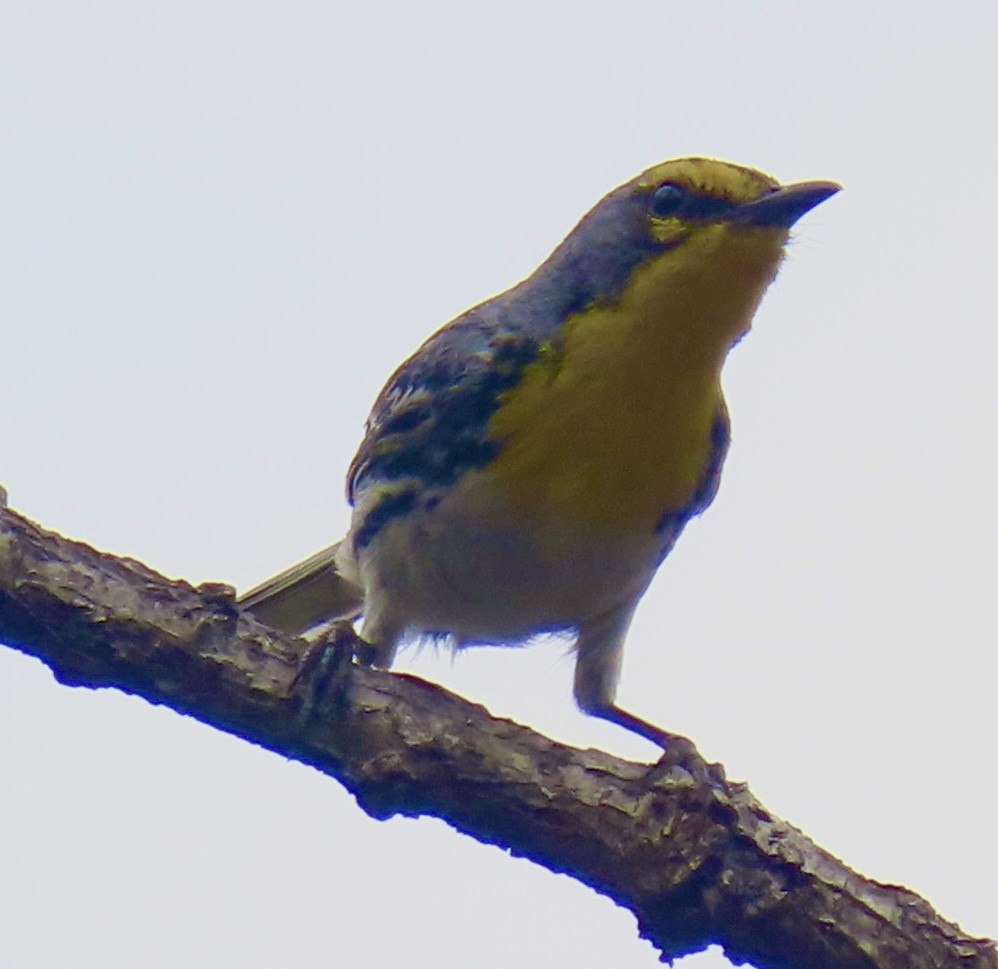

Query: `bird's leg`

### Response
(574, 600, 692, 751)
(356, 592, 405, 669)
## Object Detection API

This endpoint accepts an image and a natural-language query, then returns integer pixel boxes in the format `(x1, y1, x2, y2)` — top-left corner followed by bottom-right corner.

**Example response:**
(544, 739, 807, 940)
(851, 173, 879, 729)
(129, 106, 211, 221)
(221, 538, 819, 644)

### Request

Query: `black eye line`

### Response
(680, 194, 739, 221)
(649, 184, 740, 222)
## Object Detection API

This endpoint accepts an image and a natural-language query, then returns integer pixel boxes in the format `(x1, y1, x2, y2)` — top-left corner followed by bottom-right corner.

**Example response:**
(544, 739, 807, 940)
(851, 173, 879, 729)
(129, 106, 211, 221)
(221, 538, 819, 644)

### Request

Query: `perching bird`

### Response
(240, 157, 839, 745)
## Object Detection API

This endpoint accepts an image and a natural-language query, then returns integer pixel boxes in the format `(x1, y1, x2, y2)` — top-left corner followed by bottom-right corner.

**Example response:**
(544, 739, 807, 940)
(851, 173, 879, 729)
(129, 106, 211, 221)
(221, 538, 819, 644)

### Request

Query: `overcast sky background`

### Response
(2, 3, 996, 967)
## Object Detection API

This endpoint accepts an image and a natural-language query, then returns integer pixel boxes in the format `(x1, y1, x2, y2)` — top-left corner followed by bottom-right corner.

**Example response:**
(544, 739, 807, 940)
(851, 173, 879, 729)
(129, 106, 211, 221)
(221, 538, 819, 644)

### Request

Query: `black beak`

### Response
(734, 180, 841, 229)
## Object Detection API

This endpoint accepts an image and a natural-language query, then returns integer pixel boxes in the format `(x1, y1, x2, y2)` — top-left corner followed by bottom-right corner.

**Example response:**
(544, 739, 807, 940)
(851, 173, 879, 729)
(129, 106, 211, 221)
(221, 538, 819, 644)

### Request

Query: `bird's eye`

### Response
(649, 183, 685, 218)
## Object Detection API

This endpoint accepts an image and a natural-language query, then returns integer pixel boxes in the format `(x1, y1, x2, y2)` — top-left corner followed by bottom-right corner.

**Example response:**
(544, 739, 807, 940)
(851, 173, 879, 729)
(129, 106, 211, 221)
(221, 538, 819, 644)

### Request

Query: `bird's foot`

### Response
(291, 620, 365, 728)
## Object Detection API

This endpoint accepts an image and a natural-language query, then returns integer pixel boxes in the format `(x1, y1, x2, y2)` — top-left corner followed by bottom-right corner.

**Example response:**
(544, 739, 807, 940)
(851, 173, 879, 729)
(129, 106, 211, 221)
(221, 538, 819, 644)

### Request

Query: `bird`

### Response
(240, 156, 839, 746)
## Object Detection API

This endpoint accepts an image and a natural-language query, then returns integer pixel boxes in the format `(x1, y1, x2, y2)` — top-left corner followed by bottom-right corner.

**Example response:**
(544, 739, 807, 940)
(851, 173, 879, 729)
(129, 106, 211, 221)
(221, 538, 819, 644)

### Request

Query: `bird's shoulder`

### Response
(346, 302, 544, 502)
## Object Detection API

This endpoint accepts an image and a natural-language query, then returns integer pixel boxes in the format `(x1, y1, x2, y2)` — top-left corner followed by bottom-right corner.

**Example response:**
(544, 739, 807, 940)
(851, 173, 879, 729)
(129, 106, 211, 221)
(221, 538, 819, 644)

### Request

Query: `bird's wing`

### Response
(346, 314, 542, 504)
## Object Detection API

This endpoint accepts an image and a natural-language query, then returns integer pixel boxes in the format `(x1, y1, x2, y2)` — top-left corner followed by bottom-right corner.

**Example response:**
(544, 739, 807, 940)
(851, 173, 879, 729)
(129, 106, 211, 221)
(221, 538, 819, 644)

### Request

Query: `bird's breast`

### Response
(485, 233, 775, 537)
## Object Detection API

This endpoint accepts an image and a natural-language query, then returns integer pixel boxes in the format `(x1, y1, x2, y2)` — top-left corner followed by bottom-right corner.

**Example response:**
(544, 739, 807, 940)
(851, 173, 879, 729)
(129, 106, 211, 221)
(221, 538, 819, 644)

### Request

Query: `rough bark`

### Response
(0, 502, 993, 969)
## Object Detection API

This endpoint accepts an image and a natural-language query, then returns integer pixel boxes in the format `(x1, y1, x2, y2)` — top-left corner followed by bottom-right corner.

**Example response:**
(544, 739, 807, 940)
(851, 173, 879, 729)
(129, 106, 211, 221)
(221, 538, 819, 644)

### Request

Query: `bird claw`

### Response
(291, 621, 365, 728)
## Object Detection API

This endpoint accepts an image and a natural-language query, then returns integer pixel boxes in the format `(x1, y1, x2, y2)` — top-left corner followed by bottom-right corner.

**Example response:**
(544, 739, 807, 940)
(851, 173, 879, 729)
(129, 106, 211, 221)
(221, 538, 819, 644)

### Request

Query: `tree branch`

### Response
(0, 502, 993, 969)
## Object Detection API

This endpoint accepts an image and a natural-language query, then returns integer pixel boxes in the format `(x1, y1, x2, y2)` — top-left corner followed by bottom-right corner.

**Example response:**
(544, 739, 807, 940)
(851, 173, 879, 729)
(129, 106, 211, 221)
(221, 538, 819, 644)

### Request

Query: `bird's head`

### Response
(555, 157, 839, 280)
(530, 157, 840, 352)
(634, 156, 839, 246)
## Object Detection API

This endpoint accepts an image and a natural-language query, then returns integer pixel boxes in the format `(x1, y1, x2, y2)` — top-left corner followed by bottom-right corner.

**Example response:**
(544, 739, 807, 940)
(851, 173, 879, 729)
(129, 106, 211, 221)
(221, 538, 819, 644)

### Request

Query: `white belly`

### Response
(341, 468, 662, 647)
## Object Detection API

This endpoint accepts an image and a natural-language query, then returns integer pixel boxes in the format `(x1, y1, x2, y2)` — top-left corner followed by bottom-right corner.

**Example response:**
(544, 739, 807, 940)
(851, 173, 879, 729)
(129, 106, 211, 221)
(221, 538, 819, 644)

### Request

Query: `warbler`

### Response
(241, 157, 839, 745)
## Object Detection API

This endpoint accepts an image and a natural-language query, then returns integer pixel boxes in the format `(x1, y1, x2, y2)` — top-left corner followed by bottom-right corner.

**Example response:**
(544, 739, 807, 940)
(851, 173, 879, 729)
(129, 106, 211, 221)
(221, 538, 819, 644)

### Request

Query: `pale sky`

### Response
(2, 3, 995, 967)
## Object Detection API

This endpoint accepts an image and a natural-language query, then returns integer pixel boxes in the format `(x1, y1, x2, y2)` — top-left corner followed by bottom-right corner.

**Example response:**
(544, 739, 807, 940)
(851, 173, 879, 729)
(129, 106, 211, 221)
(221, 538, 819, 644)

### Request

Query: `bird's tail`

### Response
(238, 541, 363, 635)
